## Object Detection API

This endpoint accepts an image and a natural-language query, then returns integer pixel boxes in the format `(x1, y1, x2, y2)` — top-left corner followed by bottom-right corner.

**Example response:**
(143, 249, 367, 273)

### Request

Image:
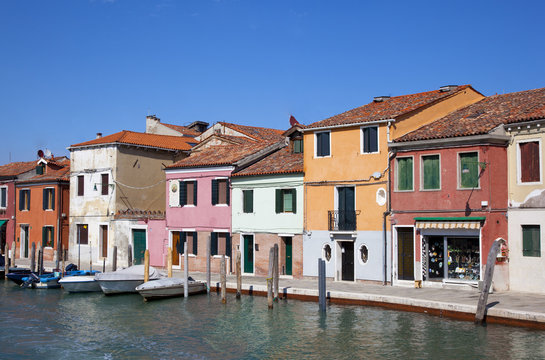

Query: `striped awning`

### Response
(414, 217, 485, 230)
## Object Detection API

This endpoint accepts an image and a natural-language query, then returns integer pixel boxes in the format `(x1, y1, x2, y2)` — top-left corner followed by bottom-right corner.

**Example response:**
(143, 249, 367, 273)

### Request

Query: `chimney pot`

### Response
(373, 96, 390, 102)
(96, 133, 102, 139)
(439, 85, 458, 92)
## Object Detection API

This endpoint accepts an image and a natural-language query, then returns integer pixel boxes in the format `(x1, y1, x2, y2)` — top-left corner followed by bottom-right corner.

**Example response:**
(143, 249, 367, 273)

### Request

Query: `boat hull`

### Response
(136, 279, 206, 301)
(98, 279, 146, 295)
(59, 276, 102, 292)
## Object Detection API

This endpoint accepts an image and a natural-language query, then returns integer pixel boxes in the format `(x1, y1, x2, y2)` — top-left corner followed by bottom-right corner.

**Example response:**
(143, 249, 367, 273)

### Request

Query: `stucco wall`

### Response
(0, 181, 16, 250)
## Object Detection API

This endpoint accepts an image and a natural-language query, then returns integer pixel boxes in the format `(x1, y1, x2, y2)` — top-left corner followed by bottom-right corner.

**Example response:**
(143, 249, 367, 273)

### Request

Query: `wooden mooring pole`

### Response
(38, 245, 43, 276)
(236, 250, 241, 299)
(128, 244, 133, 267)
(167, 247, 173, 278)
(268, 247, 274, 309)
(144, 249, 150, 283)
(102, 258, 106, 273)
(184, 239, 189, 298)
(475, 238, 505, 325)
(112, 246, 117, 272)
(30, 242, 36, 273)
(55, 237, 61, 271)
(220, 255, 227, 303)
(318, 258, 326, 312)
(11, 243, 15, 269)
(89, 245, 92, 272)
(206, 235, 211, 294)
(273, 243, 279, 301)
(4, 243, 9, 279)
(62, 249, 67, 276)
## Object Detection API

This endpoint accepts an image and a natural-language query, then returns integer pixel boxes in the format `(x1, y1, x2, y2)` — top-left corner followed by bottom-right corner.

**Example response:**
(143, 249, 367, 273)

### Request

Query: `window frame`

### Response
(314, 131, 331, 158)
(457, 151, 481, 190)
(293, 138, 304, 154)
(242, 189, 254, 213)
(0, 186, 7, 209)
(42, 226, 54, 248)
(395, 156, 414, 192)
(19, 188, 31, 211)
(360, 125, 379, 154)
(77, 223, 89, 245)
(101, 173, 109, 196)
(212, 178, 229, 206)
(517, 138, 542, 185)
(522, 225, 541, 257)
(77, 175, 84, 196)
(420, 153, 441, 191)
(211, 231, 232, 258)
(180, 179, 198, 207)
(275, 188, 297, 214)
(43, 187, 55, 211)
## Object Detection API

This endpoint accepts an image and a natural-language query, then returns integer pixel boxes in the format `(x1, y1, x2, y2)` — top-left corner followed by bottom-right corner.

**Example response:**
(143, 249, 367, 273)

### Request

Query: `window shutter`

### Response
(520, 142, 540, 182)
(180, 181, 187, 206)
(243, 190, 253, 213)
(211, 232, 218, 256)
(180, 232, 186, 254)
(193, 181, 198, 206)
(460, 153, 478, 188)
(43, 189, 47, 210)
(27, 190, 31, 210)
(523, 225, 540, 257)
(275, 189, 282, 213)
(323, 133, 330, 156)
(51, 188, 55, 210)
(42, 227, 47, 248)
(193, 232, 198, 255)
(226, 179, 230, 206)
(291, 189, 297, 214)
(398, 158, 413, 191)
(249, 190, 253, 213)
(211, 179, 218, 205)
(19, 190, 23, 211)
(226, 233, 232, 257)
(423, 155, 440, 190)
(370, 127, 378, 152)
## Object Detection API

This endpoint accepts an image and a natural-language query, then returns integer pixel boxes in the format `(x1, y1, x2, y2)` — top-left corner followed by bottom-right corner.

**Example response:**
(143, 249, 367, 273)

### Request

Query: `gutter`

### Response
(389, 134, 510, 151)
(301, 119, 395, 133)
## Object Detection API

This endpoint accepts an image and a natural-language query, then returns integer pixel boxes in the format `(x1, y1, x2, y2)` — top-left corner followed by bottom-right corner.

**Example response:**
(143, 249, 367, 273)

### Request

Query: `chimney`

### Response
(373, 96, 391, 102)
(96, 133, 102, 139)
(439, 85, 458, 92)
(146, 115, 160, 122)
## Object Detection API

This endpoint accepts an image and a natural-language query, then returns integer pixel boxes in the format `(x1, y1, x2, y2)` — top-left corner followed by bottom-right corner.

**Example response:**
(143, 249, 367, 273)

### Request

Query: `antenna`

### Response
(44, 149, 52, 159)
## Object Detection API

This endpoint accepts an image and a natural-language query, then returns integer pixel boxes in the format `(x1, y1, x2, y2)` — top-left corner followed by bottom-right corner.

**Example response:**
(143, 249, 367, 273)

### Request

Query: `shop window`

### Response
(396, 157, 413, 191)
(293, 139, 303, 154)
(243, 190, 253, 213)
(43, 188, 55, 210)
(519, 141, 541, 183)
(459, 152, 479, 188)
(359, 245, 368, 264)
(181, 180, 198, 206)
(362, 126, 378, 154)
(522, 225, 541, 257)
(19, 189, 30, 211)
(0, 187, 7, 208)
(275, 189, 296, 213)
(315, 131, 330, 157)
(423, 236, 480, 281)
(77, 224, 88, 245)
(322, 244, 332, 262)
(77, 175, 84, 196)
(42, 226, 54, 248)
(211, 232, 231, 257)
(101, 174, 109, 195)
(422, 155, 440, 190)
(212, 179, 229, 205)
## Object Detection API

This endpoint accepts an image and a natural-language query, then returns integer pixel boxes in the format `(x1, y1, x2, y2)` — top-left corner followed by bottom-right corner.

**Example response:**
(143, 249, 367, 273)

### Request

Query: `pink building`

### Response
(389, 96, 512, 291)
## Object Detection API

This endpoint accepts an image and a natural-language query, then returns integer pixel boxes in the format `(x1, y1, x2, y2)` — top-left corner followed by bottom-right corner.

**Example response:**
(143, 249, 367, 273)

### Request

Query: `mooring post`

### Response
(4, 243, 9, 279)
(220, 255, 227, 303)
(112, 246, 117, 272)
(475, 238, 505, 325)
(236, 250, 242, 299)
(206, 235, 211, 294)
(128, 244, 133, 267)
(318, 258, 326, 312)
(11, 243, 15, 269)
(144, 249, 150, 282)
(89, 245, 92, 272)
(184, 239, 189, 298)
(38, 245, 43, 276)
(30, 242, 36, 273)
(268, 247, 274, 309)
(167, 247, 173, 278)
(62, 249, 67, 276)
(102, 258, 106, 273)
(273, 243, 279, 301)
(55, 237, 61, 271)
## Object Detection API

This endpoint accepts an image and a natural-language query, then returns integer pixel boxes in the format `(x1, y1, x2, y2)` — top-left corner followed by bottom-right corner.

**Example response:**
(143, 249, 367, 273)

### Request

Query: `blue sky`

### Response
(1, 0, 544, 164)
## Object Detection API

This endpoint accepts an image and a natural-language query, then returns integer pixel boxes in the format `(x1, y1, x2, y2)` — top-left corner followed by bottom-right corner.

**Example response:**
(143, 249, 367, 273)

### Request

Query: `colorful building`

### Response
(302, 85, 484, 282)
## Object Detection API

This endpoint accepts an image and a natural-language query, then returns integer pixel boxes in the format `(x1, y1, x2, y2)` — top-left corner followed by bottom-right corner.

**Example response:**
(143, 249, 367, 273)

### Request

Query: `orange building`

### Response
(302, 85, 484, 283)
(15, 157, 70, 263)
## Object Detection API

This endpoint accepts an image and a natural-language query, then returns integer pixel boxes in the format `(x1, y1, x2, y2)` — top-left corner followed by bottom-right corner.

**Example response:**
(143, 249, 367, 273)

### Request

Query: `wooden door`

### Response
(100, 225, 108, 258)
(132, 229, 146, 265)
(172, 232, 182, 266)
(397, 228, 414, 280)
(341, 241, 354, 281)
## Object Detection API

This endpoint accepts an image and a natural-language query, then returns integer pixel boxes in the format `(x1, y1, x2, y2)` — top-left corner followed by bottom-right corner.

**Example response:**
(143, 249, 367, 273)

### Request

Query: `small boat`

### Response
(95, 265, 164, 295)
(21, 272, 62, 289)
(136, 277, 206, 301)
(7, 270, 51, 285)
(59, 270, 102, 293)
(0, 267, 30, 279)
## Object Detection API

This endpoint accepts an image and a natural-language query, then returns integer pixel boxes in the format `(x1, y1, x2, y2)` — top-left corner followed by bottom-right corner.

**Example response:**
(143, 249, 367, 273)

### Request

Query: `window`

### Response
(315, 131, 330, 157)
(212, 179, 229, 205)
(396, 157, 413, 191)
(43, 188, 55, 210)
(42, 226, 54, 248)
(0, 187, 6, 208)
(422, 155, 440, 190)
(322, 244, 332, 262)
(177, 232, 199, 255)
(100, 225, 108, 258)
(101, 174, 109, 195)
(77, 224, 88, 245)
(459, 152, 479, 188)
(243, 190, 253, 213)
(522, 225, 540, 257)
(293, 139, 303, 153)
(19, 189, 30, 211)
(36, 164, 45, 175)
(362, 126, 378, 153)
(180, 180, 198, 206)
(275, 189, 296, 213)
(519, 141, 540, 183)
(359, 244, 368, 264)
(211, 232, 231, 257)
(77, 175, 84, 196)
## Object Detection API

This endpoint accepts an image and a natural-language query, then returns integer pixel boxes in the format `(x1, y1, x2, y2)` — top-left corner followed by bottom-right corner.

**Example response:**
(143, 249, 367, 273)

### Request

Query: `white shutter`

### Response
(169, 180, 180, 207)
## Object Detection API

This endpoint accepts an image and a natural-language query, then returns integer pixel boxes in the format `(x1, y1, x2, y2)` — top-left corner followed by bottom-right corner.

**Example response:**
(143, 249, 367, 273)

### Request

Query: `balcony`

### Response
(328, 210, 359, 231)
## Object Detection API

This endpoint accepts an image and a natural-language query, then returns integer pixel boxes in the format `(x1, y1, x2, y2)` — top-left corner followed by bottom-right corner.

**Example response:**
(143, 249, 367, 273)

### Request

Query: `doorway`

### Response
(100, 225, 108, 258)
(397, 228, 414, 280)
(340, 241, 354, 281)
(20, 225, 29, 258)
(171, 231, 182, 267)
(132, 229, 146, 265)
(337, 187, 355, 231)
(243, 234, 254, 274)
(281, 236, 292, 276)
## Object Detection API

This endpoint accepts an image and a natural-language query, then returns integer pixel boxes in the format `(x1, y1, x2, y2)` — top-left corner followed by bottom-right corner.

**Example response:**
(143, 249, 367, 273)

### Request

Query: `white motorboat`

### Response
(95, 265, 164, 295)
(59, 275, 102, 292)
(135, 277, 206, 301)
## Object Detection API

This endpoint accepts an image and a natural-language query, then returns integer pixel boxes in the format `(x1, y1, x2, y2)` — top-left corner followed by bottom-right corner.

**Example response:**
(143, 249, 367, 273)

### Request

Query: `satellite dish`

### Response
(37, 150, 44, 158)
(44, 149, 52, 159)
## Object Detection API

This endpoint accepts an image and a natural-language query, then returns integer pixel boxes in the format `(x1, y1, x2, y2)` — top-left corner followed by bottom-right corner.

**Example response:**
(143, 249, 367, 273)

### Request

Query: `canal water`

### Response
(1, 282, 544, 359)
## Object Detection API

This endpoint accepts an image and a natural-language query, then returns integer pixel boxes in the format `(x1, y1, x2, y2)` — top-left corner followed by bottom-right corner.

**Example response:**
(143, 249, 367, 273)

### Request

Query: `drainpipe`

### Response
(384, 150, 396, 286)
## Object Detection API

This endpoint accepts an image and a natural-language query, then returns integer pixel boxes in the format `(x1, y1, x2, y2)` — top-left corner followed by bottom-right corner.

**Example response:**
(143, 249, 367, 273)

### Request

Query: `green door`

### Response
(338, 187, 355, 230)
(243, 235, 254, 273)
(22, 225, 29, 258)
(284, 237, 292, 276)
(133, 229, 146, 265)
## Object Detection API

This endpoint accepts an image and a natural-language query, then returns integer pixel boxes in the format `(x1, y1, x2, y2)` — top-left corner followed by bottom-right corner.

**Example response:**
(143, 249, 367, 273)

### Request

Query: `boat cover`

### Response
(95, 265, 164, 281)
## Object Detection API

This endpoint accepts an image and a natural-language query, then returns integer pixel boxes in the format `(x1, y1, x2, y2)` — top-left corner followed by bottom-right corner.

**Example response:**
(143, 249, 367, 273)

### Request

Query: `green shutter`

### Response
(243, 190, 253, 213)
(180, 232, 186, 254)
(211, 232, 218, 256)
(275, 189, 282, 213)
(292, 189, 297, 214)
(460, 152, 479, 188)
(523, 225, 541, 257)
(397, 158, 413, 191)
(226, 179, 230, 206)
(193, 232, 198, 255)
(42, 227, 47, 248)
(423, 155, 440, 190)
(226, 233, 232, 257)
(28, 190, 30, 210)
(211, 179, 218, 205)
(51, 189, 55, 210)
(43, 189, 47, 210)
(193, 181, 198, 206)
(19, 190, 23, 211)
(180, 181, 187, 206)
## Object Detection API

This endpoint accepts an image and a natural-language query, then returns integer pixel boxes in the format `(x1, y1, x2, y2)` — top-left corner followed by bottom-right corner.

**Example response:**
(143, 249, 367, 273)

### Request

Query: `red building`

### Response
(15, 157, 70, 262)
(389, 95, 516, 291)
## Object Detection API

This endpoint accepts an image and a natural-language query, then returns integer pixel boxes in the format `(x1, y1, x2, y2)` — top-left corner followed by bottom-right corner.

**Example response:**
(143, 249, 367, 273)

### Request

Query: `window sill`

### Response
(360, 151, 379, 155)
(182, 204, 196, 208)
(393, 189, 414, 193)
(517, 181, 543, 186)
(213, 204, 229, 207)
(314, 155, 331, 159)
(457, 187, 481, 191)
(419, 188, 441, 192)
(212, 255, 230, 259)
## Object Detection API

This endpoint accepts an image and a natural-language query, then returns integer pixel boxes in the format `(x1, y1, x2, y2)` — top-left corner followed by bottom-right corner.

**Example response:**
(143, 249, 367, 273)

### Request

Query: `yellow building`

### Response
(302, 85, 483, 282)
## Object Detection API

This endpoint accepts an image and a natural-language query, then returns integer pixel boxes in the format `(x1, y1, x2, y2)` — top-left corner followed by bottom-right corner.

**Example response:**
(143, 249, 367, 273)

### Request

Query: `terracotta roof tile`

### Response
(17, 158, 71, 183)
(0, 160, 38, 177)
(162, 123, 201, 137)
(395, 87, 545, 142)
(233, 147, 303, 177)
(306, 85, 474, 129)
(220, 122, 284, 142)
(70, 130, 194, 151)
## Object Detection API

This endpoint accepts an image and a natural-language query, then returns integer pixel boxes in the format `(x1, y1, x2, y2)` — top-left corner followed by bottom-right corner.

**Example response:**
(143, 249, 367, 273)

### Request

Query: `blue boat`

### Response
(21, 269, 101, 289)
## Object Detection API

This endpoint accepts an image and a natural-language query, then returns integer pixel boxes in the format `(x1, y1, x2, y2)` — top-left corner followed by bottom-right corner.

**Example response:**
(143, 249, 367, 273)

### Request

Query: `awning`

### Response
(0, 219, 7, 228)
(414, 217, 485, 230)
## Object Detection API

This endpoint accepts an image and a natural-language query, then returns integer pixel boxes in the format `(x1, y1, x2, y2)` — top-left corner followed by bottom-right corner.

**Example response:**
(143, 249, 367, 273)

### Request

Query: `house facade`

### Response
(302, 85, 484, 282)
(67, 131, 191, 269)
